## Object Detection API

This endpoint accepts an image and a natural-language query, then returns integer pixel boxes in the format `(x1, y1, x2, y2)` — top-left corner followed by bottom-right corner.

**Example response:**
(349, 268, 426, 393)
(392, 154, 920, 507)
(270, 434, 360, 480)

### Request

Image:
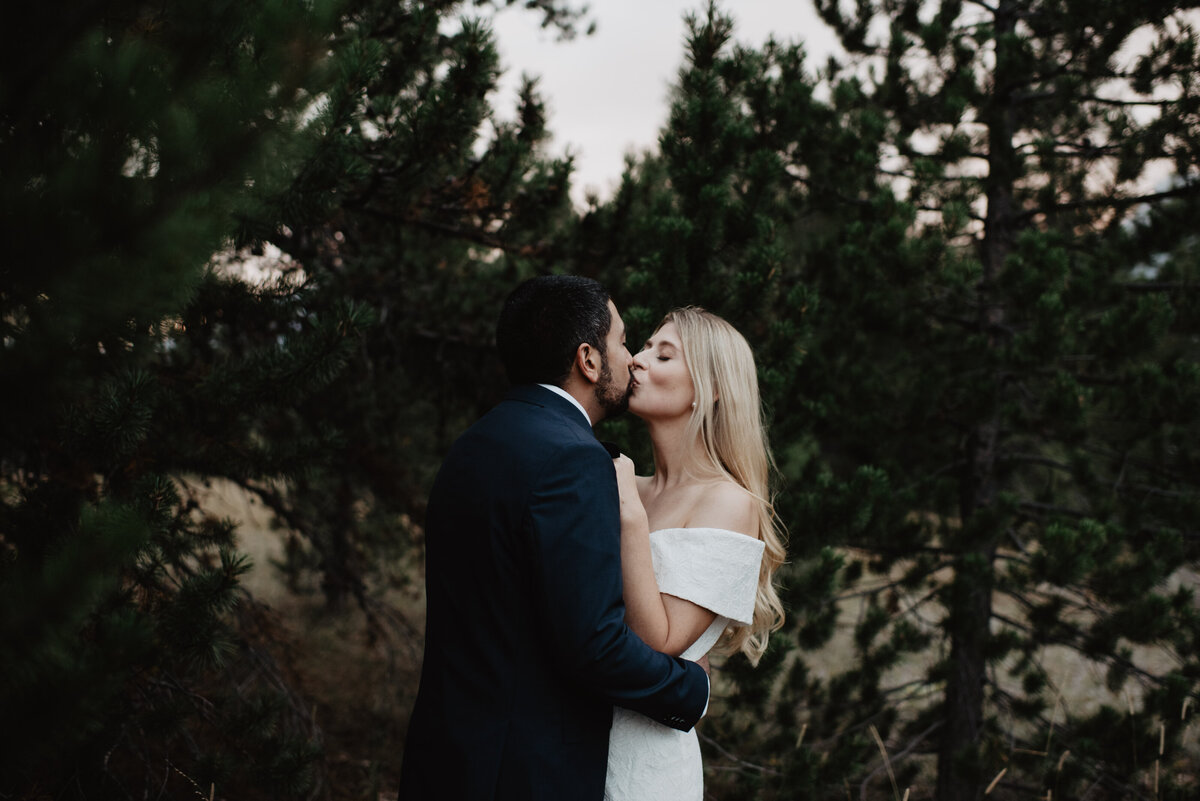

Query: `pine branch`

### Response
(1018, 500, 1089, 518)
(965, 0, 998, 13)
(782, 169, 873, 208)
(1022, 65, 1182, 85)
(1068, 95, 1181, 109)
(807, 690, 942, 755)
(143, 676, 216, 717)
(1081, 446, 1195, 486)
(1068, 374, 1126, 388)
(357, 204, 552, 256)
(1019, 181, 1200, 223)
(998, 453, 1073, 472)
(1116, 484, 1198, 501)
(234, 598, 326, 740)
(359, 593, 425, 654)
(1015, 140, 1122, 158)
(1117, 281, 1200, 292)
(836, 574, 948, 607)
(995, 552, 1032, 569)
(697, 731, 782, 776)
(235, 479, 312, 543)
(882, 678, 946, 701)
(992, 605, 1169, 688)
(1012, 87, 1179, 109)
(925, 310, 984, 332)
(890, 146, 991, 164)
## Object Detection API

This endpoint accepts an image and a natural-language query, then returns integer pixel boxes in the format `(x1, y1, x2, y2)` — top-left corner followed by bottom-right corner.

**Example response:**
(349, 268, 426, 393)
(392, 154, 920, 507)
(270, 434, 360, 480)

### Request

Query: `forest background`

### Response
(3, 1, 1200, 799)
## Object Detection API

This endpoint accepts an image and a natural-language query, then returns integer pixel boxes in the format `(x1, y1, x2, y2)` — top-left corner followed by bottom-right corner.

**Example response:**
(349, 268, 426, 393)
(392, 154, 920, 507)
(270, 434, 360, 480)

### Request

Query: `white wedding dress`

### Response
(604, 527, 765, 801)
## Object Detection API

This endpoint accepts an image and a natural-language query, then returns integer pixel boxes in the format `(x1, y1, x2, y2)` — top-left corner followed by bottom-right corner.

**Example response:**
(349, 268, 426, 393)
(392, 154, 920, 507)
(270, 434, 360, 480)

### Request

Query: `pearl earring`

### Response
(691, 401, 697, 410)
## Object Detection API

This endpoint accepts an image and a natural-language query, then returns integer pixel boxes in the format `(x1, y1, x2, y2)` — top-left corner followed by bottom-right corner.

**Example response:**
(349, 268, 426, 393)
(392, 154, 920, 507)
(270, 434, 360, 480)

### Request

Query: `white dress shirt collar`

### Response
(537, 383, 592, 426)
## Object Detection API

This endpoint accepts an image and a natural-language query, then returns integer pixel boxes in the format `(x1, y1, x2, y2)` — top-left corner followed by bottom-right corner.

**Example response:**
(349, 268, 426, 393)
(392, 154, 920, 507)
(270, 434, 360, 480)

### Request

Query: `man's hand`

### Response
(696, 654, 711, 676)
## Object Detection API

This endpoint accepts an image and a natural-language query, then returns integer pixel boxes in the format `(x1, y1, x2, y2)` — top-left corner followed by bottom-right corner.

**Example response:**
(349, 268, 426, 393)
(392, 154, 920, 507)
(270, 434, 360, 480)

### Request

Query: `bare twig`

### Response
(697, 731, 783, 777)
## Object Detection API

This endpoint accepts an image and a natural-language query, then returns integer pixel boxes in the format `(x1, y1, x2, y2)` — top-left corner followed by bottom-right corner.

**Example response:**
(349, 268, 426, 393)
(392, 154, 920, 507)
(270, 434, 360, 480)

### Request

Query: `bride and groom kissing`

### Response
(398, 275, 785, 800)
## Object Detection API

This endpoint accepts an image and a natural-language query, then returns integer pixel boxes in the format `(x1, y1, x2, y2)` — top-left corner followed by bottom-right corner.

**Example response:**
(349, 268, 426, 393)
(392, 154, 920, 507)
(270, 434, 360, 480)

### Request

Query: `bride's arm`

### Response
(613, 456, 715, 656)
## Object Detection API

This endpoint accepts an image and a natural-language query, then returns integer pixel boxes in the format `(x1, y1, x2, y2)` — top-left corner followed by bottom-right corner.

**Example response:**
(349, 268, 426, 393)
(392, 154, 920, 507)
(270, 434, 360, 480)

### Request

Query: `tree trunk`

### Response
(320, 477, 360, 611)
(936, 3, 1018, 799)
(937, 547, 995, 801)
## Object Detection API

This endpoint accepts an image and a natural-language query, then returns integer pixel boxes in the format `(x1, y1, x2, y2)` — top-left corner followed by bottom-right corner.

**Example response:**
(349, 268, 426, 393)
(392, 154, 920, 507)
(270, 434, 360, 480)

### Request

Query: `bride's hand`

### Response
(612, 454, 647, 526)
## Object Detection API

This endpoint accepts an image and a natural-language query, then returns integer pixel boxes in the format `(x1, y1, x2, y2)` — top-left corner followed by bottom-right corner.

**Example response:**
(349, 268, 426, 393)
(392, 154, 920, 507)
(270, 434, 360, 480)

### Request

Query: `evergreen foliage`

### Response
(225, 0, 586, 621)
(578, 2, 1200, 798)
(0, 1, 364, 797)
(800, 1, 1200, 798)
(2, 0, 589, 795)
(7, 0, 1200, 797)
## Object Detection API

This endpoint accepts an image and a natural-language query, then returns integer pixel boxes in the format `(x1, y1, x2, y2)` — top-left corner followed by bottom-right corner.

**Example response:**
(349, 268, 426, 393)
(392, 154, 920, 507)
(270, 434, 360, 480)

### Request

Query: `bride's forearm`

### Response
(619, 509, 671, 650)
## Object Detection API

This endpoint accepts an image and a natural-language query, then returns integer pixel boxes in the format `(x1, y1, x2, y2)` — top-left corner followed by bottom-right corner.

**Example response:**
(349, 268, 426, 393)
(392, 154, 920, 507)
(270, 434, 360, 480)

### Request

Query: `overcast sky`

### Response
(489, 1, 841, 206)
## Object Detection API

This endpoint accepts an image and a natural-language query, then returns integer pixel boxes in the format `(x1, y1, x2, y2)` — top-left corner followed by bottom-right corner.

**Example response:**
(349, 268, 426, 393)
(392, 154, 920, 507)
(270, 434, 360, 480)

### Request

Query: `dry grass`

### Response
(185, 477, 424, 801)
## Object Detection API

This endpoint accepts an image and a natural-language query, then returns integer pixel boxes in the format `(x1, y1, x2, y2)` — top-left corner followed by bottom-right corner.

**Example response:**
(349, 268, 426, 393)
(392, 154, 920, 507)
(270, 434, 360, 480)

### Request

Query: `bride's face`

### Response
(629, 322, 695, 420)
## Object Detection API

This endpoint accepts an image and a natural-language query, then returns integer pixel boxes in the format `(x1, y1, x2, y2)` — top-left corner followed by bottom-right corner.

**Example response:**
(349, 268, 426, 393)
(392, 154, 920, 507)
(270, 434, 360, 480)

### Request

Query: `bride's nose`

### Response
(631, 351, 648, 371)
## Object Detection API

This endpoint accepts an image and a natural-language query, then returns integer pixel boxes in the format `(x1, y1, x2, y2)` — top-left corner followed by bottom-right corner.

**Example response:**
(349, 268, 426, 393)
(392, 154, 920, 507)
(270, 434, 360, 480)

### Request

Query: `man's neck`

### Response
(537, 383, 594, 426)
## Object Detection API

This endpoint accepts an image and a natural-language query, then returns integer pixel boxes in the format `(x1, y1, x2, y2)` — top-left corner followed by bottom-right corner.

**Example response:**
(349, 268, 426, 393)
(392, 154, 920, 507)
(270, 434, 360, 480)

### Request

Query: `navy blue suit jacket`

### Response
(398, 385, 709, 800)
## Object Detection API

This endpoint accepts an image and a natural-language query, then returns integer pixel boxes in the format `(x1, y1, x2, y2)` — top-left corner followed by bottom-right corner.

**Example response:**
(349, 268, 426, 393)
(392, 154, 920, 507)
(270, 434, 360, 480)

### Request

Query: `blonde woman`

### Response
(604, 307, 787, 801)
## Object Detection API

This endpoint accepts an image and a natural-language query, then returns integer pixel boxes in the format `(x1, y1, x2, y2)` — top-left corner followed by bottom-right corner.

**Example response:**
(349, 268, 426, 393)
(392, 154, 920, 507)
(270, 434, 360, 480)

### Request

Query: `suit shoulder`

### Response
(458, 400, 607, 473)
(533, 425, 612, 483)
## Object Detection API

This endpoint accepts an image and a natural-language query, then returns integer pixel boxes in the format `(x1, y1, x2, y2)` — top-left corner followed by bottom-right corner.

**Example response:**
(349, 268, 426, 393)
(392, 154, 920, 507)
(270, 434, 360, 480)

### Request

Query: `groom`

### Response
(397, 276, 709, 800)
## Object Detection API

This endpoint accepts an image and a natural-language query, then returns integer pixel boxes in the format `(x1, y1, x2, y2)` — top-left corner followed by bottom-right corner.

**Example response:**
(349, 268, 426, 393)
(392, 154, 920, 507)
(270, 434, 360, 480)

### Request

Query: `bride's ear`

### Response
(575, 342, 602, 384)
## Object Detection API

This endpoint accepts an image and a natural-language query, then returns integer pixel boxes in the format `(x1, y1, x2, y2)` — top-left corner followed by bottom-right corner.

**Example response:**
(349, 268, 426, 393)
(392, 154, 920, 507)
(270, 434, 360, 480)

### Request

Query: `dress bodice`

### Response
(604, 527, 766, 801)
(646, 527, 765, 659)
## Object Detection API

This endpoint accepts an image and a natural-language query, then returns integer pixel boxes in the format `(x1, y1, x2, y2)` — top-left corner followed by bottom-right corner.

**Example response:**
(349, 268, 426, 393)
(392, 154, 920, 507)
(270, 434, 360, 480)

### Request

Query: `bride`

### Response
(606, 306, 787, 801)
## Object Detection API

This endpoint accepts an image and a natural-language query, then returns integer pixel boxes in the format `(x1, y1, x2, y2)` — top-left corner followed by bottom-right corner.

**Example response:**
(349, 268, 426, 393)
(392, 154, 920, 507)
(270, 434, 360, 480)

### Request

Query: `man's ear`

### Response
(575, 342, 602, 385)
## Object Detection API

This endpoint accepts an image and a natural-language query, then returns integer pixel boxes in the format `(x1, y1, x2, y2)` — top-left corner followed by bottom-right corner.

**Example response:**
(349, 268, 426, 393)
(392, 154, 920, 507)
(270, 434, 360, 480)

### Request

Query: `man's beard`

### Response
(595, 353, 632, 419)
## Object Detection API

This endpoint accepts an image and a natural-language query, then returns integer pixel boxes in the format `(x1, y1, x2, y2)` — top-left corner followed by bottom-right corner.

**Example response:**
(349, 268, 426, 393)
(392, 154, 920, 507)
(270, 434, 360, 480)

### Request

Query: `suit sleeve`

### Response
(526, 439, 708, 731)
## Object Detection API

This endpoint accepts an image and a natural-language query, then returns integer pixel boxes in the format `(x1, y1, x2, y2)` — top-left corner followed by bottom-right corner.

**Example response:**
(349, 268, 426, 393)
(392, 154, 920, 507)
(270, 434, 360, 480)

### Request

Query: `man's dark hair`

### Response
(496, 275, 612, 386)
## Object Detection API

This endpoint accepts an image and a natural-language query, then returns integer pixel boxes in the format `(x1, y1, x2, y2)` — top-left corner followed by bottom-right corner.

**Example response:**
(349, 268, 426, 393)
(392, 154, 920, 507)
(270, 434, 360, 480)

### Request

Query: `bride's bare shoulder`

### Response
(684, 480, 758, 538)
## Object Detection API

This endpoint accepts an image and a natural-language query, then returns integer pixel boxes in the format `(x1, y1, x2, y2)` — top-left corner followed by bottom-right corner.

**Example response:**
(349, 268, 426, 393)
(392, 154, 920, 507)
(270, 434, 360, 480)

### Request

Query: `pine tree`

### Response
(0, 2, 360, 797)
(228, 0, 586, 620)
(579, 2, 1200, 798)
(2, 0, 592, 795)
(797, 1, 1200, 797)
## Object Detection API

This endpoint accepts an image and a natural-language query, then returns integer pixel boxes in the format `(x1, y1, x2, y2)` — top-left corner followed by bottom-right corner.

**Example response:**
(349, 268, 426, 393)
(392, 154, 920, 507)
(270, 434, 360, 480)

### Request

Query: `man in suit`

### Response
(398, 275, 709, 800)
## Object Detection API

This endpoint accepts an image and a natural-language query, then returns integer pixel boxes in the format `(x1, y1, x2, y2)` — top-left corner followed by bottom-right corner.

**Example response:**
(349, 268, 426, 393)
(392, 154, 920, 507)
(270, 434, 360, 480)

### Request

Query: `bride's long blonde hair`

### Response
(659, 307, 786, 665)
